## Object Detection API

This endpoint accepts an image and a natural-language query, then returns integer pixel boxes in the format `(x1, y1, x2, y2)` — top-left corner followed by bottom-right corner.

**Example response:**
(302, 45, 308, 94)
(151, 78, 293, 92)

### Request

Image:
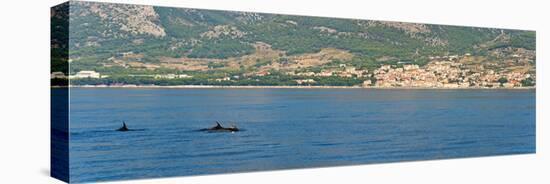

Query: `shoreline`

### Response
(54, 85, 536, 90)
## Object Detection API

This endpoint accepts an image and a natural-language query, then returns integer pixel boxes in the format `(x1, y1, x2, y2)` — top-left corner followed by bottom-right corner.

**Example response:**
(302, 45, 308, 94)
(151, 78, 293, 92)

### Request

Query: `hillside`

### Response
(51, 1, 536, 87)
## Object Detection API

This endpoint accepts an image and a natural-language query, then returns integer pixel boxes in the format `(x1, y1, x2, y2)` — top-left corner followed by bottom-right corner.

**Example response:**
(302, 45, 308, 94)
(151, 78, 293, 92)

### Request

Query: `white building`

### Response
(155, 74, 193, 79)
(178, 74, 192, 78)
(51, 72, 66, 79)
(296, 79, 316, 85)
(362, 80, 372, 86)
(403, 64, 420, 71)
(71, 71, 101, 79)
(155, 74, 177, 79)
(215, 77, 231, 82)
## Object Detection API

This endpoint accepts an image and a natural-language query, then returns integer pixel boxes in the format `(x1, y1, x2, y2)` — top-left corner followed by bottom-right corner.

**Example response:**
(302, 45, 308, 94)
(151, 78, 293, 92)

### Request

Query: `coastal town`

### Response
(284, 54, 535, 88)
(53, 52, 536, 89)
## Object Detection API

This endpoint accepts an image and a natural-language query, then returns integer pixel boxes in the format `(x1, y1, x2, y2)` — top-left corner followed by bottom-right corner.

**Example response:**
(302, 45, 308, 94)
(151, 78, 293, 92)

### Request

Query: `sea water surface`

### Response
(68, 88, 535, 182)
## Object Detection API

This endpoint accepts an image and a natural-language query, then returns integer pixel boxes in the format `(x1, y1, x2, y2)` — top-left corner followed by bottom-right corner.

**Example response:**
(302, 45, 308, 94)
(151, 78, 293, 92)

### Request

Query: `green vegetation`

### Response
(521, 77, 536, 87)
(67, 3, 535, 63)
(51, 3, 69, 73)
(498, 77, 508, 86)
(188, 39, 254, 59)
(54, 2, 536, 87)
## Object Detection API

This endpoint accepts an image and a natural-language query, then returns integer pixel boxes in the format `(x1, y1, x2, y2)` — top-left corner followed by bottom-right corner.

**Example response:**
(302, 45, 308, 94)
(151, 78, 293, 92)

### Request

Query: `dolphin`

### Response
(116, 121, 129, 131)
(202, 121, 239, 132)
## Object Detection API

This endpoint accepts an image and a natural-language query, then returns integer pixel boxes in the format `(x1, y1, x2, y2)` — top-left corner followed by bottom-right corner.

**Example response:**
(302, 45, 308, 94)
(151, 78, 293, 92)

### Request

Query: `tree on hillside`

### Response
(498, 77, 508, 86)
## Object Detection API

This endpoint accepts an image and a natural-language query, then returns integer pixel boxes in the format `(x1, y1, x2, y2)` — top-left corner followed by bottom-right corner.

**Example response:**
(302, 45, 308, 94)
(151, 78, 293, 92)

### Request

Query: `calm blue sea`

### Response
(67, 88, 535, 182)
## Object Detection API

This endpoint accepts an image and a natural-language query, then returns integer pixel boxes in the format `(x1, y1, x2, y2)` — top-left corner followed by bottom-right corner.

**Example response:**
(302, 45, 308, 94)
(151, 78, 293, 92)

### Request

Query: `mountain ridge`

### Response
(51, 1, 536, 88)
